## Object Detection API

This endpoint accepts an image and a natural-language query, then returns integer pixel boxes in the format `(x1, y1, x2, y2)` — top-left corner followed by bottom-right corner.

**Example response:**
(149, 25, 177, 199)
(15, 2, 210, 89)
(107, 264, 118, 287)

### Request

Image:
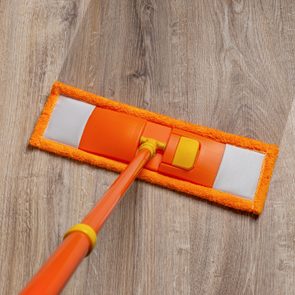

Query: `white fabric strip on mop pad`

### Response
(213, 144, 265, 200)
(44, 95, 95, 147)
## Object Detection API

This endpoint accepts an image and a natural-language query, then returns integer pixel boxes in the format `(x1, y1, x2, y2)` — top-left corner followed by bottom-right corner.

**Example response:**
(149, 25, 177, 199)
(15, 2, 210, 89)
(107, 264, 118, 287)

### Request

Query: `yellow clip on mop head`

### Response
(30, 82, 278, 215)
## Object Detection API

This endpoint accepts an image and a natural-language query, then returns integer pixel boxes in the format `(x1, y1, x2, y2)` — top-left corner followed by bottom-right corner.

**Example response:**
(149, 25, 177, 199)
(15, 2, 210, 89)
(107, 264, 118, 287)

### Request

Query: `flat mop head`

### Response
(30, 82, 278, 214)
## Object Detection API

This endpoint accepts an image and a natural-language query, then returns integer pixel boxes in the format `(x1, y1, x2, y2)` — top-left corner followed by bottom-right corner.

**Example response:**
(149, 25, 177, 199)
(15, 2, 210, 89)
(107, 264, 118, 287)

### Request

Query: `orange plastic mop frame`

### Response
(30, 81, 279, 214)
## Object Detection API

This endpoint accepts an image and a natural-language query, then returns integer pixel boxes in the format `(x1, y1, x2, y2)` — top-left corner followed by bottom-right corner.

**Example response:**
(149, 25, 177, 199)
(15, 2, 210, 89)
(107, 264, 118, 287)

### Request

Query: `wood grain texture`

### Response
(0, 0, 295, 294)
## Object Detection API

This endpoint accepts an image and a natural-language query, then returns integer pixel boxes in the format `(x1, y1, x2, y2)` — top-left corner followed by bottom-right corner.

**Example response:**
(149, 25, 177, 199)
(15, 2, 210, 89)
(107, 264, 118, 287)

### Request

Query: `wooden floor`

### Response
(1, 0, 295, 294)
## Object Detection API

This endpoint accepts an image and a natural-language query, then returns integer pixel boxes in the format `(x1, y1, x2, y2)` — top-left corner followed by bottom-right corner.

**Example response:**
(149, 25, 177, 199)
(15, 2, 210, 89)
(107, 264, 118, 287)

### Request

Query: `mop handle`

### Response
(21, 137, 165, 294)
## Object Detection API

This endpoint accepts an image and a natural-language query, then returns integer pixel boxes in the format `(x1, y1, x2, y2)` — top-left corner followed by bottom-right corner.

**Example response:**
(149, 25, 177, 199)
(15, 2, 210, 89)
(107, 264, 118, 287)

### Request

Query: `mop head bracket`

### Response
(139, 136, 166, 156)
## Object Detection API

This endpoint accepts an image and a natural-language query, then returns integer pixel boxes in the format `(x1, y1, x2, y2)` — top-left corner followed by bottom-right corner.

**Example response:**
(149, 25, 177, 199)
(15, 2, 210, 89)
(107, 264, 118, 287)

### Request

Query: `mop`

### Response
(21, 81, 278, 294)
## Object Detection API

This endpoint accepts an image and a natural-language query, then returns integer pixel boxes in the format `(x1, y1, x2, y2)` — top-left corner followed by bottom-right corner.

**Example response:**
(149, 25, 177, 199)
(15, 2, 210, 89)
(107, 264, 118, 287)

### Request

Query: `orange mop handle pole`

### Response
(20, 137, 163, 295)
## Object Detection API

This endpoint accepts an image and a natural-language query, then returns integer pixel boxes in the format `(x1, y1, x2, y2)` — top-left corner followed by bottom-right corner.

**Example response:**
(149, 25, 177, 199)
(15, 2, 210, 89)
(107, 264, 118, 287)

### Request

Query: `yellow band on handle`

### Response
(64, 223, 97, 255)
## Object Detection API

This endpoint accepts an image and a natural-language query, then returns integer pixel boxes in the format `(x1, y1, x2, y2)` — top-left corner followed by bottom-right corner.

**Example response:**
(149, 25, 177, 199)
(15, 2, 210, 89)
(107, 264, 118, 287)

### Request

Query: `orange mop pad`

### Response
(30, 81, 278, 215)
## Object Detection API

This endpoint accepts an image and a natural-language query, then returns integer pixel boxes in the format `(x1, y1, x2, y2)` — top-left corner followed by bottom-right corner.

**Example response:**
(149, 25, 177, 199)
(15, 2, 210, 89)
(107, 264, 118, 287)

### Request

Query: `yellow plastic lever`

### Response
(172, 136, 200, 170)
